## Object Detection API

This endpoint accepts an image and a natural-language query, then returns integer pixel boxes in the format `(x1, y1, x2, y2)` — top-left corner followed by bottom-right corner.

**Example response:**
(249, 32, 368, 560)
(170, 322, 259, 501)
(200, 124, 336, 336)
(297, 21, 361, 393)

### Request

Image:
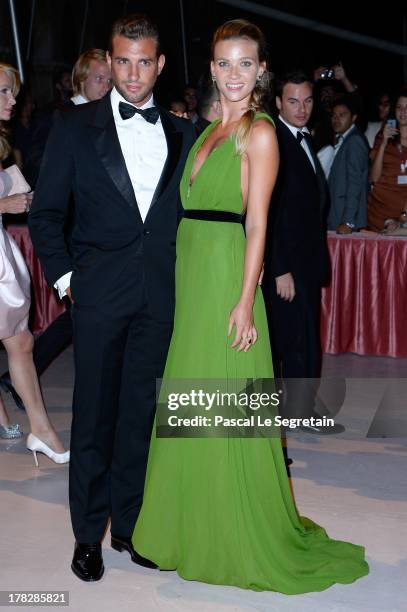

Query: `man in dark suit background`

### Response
(29, 14, 195, 582)
(327, 97, 369, 233)
(263, 70, 341, 434)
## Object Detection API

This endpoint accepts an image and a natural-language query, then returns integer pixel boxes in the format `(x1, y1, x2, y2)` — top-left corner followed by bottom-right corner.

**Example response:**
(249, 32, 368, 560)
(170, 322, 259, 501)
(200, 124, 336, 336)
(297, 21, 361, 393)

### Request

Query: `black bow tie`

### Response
(297, 130, 312, 143)
(118, 101, 160, 124)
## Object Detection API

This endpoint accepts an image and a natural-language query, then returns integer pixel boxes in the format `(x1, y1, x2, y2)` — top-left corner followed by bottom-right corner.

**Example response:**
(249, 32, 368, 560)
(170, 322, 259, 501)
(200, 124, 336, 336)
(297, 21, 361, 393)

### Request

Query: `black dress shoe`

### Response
(281, 445, 293, 468)
(0, 374, 25, 411)
(111, 535, 157, 569)
(71, 542, 104, 582)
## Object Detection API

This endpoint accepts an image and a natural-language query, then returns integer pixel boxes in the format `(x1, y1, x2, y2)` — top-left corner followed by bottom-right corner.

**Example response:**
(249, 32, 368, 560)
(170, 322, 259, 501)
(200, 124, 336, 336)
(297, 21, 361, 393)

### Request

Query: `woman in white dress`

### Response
(0, 63, 69, 465)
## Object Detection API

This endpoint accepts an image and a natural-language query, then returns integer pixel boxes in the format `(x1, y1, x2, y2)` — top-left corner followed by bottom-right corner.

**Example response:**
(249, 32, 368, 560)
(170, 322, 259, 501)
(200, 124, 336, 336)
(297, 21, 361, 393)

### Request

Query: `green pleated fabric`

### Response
(132, 115, 369, 593)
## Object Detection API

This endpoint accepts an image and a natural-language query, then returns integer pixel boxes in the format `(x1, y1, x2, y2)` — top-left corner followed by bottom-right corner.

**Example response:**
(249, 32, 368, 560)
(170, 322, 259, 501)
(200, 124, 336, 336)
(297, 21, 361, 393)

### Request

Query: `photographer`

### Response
(311, 63, 363, 151)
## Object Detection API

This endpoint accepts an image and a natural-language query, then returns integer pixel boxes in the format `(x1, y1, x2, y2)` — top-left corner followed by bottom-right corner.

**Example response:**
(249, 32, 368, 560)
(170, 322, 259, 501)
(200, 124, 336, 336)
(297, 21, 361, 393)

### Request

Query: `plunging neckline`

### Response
(188, 119, 232, 191)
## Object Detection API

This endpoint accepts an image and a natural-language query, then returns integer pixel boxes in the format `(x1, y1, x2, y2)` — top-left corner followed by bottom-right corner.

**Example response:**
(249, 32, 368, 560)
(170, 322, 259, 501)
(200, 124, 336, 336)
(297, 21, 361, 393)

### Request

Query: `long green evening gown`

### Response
(132, 115, 369, 593)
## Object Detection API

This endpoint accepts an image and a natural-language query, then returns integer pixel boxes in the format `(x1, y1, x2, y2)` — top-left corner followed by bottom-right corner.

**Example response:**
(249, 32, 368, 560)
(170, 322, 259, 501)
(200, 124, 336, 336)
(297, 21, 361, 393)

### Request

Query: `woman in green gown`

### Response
(132, 19, 369, 593)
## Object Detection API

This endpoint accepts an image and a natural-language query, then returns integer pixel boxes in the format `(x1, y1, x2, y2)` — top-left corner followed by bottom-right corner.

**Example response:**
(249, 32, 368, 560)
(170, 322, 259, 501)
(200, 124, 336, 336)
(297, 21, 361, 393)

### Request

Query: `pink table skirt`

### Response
(7, 225, 65, 335)
(6, 226, 407, 356)
(321, 232, 407, 358)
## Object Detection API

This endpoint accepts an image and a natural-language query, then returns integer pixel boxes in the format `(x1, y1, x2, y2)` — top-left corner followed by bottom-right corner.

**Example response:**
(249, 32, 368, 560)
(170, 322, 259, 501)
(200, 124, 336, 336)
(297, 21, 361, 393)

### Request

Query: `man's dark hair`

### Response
(198, 84, 219, 116)
(332, 95, 358, 116)
(109, 13, 161, 55)
(275, 70, 313, 98)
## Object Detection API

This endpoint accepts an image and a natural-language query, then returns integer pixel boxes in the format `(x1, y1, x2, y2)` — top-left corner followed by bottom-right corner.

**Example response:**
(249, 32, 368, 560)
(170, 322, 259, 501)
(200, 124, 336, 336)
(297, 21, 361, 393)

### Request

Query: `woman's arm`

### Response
(0, 193, 32, 214)
(229, 120, 279, 351)
(369, 124, 395, 184)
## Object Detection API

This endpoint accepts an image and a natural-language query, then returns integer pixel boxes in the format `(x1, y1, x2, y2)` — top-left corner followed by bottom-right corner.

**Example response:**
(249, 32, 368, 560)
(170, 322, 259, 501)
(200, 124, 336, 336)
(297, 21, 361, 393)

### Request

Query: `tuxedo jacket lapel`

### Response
(280, 121, 315, 176)
(147, 108, 183, 215)
(304, 133, 329, 214)
(278, 120, 328, 214)
(89, 96, 141, 219)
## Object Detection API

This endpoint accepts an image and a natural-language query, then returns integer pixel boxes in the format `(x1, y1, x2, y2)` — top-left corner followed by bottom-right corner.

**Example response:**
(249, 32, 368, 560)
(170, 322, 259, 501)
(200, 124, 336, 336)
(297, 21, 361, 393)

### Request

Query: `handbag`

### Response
(0, 164, 31, 197)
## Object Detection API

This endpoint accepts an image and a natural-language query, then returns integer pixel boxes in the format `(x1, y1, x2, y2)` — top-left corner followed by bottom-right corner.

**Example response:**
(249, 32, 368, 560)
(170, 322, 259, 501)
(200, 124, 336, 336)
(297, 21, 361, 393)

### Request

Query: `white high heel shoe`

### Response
(26, 433, 70, 466)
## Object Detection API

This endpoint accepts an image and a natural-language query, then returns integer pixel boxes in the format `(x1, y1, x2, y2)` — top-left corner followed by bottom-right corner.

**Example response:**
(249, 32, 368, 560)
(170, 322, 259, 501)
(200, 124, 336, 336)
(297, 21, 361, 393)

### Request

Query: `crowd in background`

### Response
(3, 49, 407, 236)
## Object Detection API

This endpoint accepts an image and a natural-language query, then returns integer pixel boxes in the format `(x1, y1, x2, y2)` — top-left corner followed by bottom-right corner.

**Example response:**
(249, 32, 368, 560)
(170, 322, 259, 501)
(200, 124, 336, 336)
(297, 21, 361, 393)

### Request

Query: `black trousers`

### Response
(263, 279, 322, 419)
(69, 274, 172, 543)
(33, 307, 73, 375)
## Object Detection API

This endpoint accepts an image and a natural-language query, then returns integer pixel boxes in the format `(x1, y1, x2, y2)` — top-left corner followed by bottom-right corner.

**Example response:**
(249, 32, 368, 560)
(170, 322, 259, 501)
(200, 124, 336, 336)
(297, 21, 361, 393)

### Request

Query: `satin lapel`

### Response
(278, 120, 315, 175)
(278, 121, 328, 213)
(300, 132, 319, 173)
(89, 96, 140, 215)
(148, 108, 183, 213)
(301, 132, 327, 202)
(308, 138, 329, 213)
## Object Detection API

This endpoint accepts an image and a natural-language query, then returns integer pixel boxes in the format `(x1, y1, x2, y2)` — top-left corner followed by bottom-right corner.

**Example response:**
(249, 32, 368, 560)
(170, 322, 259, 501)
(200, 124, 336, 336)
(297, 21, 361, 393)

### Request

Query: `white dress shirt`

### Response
(317, 125, 356, 180)
(333, 124, 355, 157)
(279, 114, 316, 172)
(55, 87, 167, 299)
(317, 145, 335, 179)
(111, 87, 167, 222)
(71, 94, 88, 105)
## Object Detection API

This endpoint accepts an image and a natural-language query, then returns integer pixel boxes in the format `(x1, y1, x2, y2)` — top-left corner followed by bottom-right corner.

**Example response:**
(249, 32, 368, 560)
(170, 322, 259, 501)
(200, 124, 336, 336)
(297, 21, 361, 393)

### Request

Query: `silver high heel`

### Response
(26, 433, 70, 466)
(0, 423, 23, 439)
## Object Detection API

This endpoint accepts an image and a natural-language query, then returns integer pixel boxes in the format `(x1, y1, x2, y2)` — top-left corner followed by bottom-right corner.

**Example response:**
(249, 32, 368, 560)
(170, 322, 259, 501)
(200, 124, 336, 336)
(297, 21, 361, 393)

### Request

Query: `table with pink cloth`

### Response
(321, 231, 407, 358)
(7, 224, 65, 335)
(6, 226, 407, 356)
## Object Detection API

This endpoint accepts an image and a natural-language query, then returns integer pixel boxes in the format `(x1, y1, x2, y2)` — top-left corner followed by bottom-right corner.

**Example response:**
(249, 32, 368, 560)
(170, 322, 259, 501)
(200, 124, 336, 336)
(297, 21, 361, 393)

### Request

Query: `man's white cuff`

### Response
(54, 271, 72, 299)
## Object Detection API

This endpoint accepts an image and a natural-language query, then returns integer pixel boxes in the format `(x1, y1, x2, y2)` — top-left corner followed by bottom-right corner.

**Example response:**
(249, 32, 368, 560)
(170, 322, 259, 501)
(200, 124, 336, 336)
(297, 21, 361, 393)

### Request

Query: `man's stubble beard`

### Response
(114, 80, 155, 106)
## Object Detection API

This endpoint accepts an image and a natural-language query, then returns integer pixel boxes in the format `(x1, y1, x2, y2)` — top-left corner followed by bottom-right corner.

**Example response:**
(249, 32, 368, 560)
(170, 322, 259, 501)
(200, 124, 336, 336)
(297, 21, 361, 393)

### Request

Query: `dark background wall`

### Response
(1, 0, 406, 112)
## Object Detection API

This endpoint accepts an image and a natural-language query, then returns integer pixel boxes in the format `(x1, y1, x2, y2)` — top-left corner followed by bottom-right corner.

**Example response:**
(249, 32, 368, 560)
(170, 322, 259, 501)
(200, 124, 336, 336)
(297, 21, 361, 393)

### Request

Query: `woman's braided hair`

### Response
(211, 19, 271, 155)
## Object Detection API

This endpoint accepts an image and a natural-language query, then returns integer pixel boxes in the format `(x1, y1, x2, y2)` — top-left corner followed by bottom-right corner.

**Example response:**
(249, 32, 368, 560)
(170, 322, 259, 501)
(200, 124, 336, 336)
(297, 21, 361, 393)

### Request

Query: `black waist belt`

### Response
(182, 209, 243, 223)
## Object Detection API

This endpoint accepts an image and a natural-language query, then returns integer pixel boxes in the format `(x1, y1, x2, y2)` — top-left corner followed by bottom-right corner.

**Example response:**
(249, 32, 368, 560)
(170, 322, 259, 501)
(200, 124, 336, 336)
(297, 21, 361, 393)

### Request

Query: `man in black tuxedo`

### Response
(263, 71, 341, 434)
(29, 14, 195, 582)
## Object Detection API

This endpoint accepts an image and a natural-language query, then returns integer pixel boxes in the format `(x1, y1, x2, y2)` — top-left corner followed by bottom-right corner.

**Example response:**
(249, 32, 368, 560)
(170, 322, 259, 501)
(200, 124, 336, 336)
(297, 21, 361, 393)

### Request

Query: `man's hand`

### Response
(333, 63, 346, 81)
(170, 110, 189, 119)
(65, 287, 73, 303)
(336, 223, 353, 234)
(313, 66, 329, 81)
(276, 272, 295, 302)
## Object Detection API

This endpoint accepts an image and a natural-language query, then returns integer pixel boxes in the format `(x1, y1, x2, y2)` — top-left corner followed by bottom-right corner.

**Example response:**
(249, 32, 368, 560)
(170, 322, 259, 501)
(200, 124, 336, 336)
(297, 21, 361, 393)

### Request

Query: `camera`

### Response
(320, 68, 334, 79)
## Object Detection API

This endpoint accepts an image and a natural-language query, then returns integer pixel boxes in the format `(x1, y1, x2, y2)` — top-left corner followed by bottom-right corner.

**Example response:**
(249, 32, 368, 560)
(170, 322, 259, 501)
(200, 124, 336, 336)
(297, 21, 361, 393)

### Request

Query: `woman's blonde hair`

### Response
(72, 49, 108, 96)
(0, 63, 20, 161)
(211, 19, 270, 155)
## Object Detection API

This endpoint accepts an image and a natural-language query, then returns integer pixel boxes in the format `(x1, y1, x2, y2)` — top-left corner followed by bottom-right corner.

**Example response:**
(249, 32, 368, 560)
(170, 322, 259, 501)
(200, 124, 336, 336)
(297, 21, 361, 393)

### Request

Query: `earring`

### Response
(257, 73, 262, 82)
(212, 75, 216, 83)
